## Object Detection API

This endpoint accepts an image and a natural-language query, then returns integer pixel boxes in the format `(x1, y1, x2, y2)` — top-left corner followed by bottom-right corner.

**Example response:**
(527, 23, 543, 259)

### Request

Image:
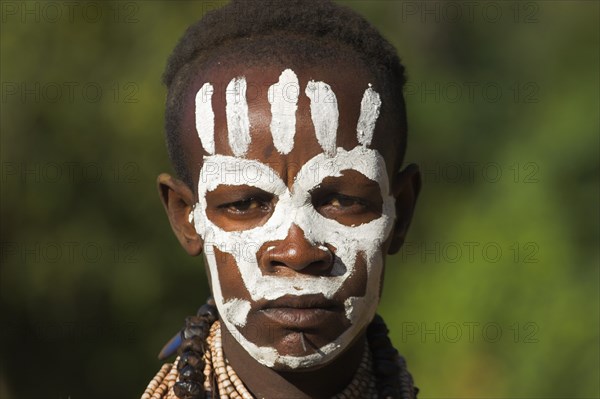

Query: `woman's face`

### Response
(179, 62, 406, 370)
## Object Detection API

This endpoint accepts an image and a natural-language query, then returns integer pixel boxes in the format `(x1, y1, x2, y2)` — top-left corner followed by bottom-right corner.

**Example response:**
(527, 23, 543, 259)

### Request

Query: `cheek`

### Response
(333, 251, 369, 301)
(211, 248, 252, 300)
(203, 257, 212, 291)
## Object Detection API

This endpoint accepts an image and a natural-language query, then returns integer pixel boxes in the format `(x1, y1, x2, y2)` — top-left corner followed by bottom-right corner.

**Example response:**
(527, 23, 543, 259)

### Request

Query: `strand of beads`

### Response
(330, 342, 378, 399)
(202, 328, 214, 394)
(367, 315, 418, 399)
(173, 301, 218, 399)
(142, 358, 180, 399)
(209, 321, 254, 399)
(142, 363, 172, 399)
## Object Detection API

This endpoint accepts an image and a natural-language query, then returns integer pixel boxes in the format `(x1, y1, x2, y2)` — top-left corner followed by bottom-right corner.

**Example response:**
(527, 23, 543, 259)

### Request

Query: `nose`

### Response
(262, 224, 334, 276)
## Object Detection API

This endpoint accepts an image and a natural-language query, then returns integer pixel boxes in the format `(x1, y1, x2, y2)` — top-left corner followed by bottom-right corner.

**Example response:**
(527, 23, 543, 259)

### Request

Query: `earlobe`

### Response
(388, 164, 421, 255)
(157, 173, 203, 256)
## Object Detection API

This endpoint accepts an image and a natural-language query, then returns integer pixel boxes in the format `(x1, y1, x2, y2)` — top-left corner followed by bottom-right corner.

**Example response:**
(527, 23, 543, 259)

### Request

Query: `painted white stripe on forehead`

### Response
(195, 82, 215, 154)
(356, 85, 381, 147)
(268, 69, 299, 154)
(226, 77, 251, 157)
(305, 80, 338, 157)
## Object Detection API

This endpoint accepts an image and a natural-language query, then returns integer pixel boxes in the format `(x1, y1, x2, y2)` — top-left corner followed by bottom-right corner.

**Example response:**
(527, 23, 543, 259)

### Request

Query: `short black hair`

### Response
(163, 0, 408, 188)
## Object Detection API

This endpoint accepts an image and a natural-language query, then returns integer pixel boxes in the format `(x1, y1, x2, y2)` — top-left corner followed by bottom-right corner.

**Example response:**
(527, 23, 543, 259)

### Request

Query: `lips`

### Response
(257, 294, 342, 330)
(258, 294, 339, 310)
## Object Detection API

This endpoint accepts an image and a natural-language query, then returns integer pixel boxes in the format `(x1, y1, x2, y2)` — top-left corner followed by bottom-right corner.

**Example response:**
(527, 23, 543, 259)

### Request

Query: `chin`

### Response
(243, 322, 369, 371)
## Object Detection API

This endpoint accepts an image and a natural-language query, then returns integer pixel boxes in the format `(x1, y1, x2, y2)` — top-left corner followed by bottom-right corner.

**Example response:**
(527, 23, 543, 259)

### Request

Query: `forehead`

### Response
(179, 62, 397, 187)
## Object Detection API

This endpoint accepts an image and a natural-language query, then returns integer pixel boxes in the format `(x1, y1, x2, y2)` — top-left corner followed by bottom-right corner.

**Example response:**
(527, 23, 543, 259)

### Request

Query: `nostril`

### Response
(263, 242, 335, 276)
(314, 245, 334, 270)
(307, 256, 335, 276)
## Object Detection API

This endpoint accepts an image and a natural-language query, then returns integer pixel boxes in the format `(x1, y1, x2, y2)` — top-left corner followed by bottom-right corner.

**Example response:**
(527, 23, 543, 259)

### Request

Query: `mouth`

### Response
(258, 294, 339, 310)
(257, 294, 342, 330)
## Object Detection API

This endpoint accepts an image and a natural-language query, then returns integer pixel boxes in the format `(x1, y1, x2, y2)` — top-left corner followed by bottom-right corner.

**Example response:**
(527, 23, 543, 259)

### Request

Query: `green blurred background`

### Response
(1, 1, 598, 398)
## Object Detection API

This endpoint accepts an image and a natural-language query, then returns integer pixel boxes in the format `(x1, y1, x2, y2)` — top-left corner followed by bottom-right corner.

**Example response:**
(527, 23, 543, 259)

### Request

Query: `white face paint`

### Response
(192, 68, 392, 369)
(356, 85, 381, 147)
(225, 77, 251, 157)
(305, 80, 338, 157)
(221, 298, 252, 328)
(268, 69, 299, 154)
(195, 82, 215, 154)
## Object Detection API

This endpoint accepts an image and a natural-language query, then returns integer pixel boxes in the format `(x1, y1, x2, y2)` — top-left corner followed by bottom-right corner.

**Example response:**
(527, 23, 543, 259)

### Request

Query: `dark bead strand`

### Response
(367, 314, 418, 399)
(173, 380, 202, 399)
(196, 301, 218, 322)
(398, 355, 419, 399)
(179, 335, 206, 354)
(178, 351, 204, 369)
(174, 300, 218, 399)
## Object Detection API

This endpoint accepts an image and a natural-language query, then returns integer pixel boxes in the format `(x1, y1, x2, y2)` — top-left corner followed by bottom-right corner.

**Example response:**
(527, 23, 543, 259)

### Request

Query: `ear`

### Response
(388, 163, 421, 254)
(157, 173, 203, 256)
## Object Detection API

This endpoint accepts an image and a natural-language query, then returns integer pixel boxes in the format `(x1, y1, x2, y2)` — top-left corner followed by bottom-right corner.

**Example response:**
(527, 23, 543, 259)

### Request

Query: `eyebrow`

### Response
(314, 174, 382, 191)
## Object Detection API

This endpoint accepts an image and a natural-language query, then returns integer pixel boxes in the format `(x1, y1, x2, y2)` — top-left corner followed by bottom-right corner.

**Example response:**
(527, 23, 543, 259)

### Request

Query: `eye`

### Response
(221, 197, 270, 213)
(316, 193, 380, 226)
(205, 185, 276, 231)
(324, 194, 367, 210)
(309, 169, 384, 226)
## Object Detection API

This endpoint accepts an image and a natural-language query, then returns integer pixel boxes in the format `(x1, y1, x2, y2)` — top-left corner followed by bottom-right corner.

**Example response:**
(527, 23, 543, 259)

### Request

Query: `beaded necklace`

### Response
(142, 300, 418, 399)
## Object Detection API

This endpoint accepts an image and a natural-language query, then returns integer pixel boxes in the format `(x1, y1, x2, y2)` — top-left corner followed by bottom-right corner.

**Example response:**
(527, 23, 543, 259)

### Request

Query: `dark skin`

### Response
(157, 61, 421, 398)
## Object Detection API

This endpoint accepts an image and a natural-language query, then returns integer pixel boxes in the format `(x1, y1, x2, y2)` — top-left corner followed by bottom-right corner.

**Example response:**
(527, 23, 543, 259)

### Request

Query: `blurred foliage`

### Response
(0, 1, 598, 398)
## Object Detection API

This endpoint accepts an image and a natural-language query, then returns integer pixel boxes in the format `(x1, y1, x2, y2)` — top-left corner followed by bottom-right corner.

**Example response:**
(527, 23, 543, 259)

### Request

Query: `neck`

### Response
(221, 324, 366, 399)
